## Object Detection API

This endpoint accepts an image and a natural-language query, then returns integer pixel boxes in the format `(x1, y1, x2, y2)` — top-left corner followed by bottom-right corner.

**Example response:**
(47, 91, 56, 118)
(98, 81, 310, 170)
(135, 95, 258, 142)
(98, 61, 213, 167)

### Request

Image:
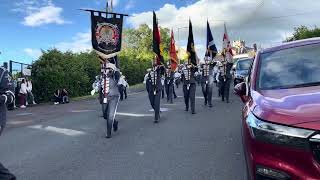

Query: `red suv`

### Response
(235, 38, 320, 180)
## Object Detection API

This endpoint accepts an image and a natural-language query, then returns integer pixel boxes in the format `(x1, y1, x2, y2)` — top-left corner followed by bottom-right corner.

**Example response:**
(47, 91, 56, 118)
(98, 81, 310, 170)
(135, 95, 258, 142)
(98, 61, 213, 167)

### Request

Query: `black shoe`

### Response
(170, 101, 173, 104)
(154, 120, 159, 123)
(105, 134, 111, 138)
(185, 107, 189, 111)
(174, 96, 178, 99)
(113, 120, 118, 132)
(209, 104, 213, 108)
(204, 101, 207, 106)
(222, 98, 225, 102)
(227, 100, 230, 103)
(192, 111, 196, 114)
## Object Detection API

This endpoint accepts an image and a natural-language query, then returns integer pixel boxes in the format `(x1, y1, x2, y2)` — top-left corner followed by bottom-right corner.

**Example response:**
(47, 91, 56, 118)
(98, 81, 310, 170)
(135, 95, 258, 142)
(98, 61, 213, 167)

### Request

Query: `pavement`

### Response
(0, 84, 247, 180)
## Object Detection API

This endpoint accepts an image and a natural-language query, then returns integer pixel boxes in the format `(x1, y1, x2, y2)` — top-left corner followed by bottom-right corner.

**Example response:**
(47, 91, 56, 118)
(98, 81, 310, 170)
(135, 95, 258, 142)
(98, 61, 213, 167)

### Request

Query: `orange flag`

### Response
(170, 30, 178, 71)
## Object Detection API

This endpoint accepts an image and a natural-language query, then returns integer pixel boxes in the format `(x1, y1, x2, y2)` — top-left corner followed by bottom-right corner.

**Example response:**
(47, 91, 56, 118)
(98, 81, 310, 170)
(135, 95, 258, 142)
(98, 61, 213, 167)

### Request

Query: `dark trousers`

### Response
(173, 86, 177, 98)
(165, 83, 174, 103)
(19, 94, 26, 106)
(148, 90, 161, 121)
(124, 87, 127, 99)
(161, 86, 165, 99)
(175, 79, 180, 88)
(103, 96, 120, 136)
(118, 85, 125, 100)
(0, 162, 16, 180)
(183, 83, 196, 113)
(202, 82, 213, 106)
(219, 78, 231, 101)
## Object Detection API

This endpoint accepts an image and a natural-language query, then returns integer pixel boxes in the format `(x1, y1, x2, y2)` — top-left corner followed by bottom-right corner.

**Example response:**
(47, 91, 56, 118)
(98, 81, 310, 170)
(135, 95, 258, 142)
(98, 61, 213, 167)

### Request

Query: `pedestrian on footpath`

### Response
(147, 58, 165, 123)
(0, 66, 17, 180)
(53, 89, 62, 105)
(123, 76, 128, 99)
(19, 79, 27, 108)
(174, 71, 181, 89)
(118, 75, 129, 101)
(26, 79, 36, 105)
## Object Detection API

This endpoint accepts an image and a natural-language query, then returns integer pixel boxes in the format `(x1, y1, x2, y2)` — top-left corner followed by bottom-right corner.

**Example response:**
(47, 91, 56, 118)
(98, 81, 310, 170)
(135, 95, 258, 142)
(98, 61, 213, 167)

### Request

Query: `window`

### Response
(258, 43, 320, 90)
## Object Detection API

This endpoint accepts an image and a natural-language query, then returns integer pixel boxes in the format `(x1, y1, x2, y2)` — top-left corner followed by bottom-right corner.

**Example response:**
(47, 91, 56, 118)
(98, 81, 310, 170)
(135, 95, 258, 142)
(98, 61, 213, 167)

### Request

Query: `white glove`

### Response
(91, 89, 96, 96)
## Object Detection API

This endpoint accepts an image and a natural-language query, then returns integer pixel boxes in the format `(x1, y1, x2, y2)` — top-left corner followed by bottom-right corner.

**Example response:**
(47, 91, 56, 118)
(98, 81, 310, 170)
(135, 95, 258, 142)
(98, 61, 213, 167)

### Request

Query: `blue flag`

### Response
(206, 21, 217, 58)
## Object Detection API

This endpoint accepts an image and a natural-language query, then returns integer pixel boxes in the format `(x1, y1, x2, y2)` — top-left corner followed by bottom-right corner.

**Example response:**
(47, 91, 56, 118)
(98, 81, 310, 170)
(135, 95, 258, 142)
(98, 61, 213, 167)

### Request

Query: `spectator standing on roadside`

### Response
(19, 79, 27, 108)
(26, 79, 36, 105)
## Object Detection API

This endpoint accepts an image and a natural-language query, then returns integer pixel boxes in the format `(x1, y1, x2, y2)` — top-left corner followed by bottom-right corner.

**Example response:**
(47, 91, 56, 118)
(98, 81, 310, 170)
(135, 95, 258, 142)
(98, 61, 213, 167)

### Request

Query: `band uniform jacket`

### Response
(181, 65, 198, 85)
(147, 66, 165, 93)
(201, 61, 217, 84)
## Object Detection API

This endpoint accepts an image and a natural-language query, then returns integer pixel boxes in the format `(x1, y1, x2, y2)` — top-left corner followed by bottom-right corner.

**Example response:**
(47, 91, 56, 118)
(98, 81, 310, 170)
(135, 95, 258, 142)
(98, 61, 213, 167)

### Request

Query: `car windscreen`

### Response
(236, 59, 252, 71)
(258, 43, 320, 90)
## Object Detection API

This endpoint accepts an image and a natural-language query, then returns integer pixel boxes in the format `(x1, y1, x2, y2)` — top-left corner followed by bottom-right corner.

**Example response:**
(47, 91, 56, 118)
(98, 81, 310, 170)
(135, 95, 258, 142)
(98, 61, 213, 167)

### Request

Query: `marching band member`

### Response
(200, 56, 217, 107)
(147, 58, 165, 123)
(0, 66, 16, 179)
(181, 61, 198, 114)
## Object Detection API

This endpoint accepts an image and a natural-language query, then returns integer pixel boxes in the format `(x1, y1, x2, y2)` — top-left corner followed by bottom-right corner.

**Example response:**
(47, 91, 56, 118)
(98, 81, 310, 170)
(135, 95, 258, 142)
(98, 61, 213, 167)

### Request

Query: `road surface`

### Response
(0, 85, 247, 180)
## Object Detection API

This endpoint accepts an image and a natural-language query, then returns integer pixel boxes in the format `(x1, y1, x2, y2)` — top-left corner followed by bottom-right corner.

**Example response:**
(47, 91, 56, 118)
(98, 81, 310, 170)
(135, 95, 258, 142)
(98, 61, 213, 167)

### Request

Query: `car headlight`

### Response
(246, 112, 315, 149)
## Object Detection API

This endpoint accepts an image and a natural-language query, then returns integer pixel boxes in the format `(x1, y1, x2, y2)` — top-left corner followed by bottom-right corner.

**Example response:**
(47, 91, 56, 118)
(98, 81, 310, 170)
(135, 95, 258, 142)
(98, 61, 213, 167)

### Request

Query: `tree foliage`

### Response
(286, 26, 320, 42)
(31, 24, 171, 102)
(31, 49, 100, 102)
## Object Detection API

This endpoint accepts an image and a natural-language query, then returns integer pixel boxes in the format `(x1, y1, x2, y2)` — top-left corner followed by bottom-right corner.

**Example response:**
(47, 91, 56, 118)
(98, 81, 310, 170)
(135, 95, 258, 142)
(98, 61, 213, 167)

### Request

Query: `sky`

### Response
(0, 0, 319, 65)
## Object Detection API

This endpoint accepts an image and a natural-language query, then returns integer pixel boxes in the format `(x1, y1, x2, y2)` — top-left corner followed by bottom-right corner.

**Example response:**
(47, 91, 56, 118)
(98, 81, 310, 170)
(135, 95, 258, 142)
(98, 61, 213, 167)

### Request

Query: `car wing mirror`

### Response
(234, 82, 248, 103)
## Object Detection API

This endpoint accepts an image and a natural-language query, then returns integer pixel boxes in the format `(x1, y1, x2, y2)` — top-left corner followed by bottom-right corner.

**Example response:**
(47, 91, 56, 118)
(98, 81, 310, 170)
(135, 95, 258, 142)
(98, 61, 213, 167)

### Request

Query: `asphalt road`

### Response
(0, 84, 247, 180)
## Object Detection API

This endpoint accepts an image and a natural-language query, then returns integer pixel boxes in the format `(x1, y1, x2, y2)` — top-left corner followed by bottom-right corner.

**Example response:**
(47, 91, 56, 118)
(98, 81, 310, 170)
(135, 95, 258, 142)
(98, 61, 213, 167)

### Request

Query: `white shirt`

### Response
(174, 72, 181, 79)
(26, 81, 32, 92)
(20, 83, 28, 94)
(118, 77, 129, 87)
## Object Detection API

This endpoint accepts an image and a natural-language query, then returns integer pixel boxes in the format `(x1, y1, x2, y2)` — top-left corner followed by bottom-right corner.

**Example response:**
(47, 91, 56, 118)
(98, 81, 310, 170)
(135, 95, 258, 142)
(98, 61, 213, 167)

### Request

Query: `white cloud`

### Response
(24, 48, 42, 59)
(23, 5, 68, 27)
(13, 0, 69, 27)
(55, 31, 92, 53)
(128, 0, 320, 59)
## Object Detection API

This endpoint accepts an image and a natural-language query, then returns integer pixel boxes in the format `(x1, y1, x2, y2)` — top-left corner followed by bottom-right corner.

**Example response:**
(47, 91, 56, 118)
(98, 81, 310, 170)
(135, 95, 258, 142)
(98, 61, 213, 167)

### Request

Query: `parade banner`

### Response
(187, 20, 197, 65)
(91, 12, 124, 56)
(206, 21, 217, 59)
(153, 11, 164, 65)
(169, 30, 178, 71)
(222, 23, 233, 63)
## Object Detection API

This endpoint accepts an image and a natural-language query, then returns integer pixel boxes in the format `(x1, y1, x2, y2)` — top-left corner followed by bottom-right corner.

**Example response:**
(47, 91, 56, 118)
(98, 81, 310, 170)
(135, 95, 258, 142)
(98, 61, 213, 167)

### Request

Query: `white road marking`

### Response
(16, 113, 33, 116)
(149, 108, 169, 112)
(137, 151, 145, 156)
(116, 112, 153, 117)
(71, 110, 96, 113)
(29, 125, 86, 136)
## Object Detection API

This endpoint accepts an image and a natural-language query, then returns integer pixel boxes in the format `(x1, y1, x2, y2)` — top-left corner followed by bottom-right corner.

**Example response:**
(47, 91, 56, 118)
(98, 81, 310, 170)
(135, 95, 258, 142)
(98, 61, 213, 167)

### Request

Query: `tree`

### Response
(31, 49, 100, 102)
(286, 26, 320, 42)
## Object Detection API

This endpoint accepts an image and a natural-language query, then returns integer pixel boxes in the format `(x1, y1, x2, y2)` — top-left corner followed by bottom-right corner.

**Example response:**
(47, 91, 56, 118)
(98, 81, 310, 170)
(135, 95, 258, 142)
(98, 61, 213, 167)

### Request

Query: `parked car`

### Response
(234, 37, 320, 180)
(233, 57, 253, 86)
(233, 53, 250, 63)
